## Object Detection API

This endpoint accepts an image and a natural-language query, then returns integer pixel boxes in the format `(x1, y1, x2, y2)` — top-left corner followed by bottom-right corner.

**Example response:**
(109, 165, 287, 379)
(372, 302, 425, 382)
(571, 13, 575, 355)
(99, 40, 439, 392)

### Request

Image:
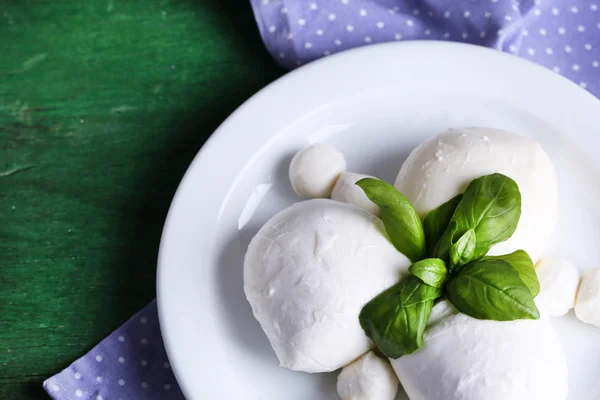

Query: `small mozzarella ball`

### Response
(535, 257, 580, 317)
(575, 268, 600, 328)
(289, 144, 346, 198)
(337, 352, 399, 400)
(331, 172, 381, 216)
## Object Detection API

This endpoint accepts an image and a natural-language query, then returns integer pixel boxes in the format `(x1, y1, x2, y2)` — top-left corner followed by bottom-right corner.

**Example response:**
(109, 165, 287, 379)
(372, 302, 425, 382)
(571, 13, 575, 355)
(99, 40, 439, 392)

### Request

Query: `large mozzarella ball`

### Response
(331, 172, 380, 216)
(244, 199, 411, 373)
(337, 351, 398, 400)
(391, 301, 568, 400)
(394, 127, 558, 262)
(289, 144, 346, 198)
(575, 268, 600, 328)
(536, 257, 580, 317)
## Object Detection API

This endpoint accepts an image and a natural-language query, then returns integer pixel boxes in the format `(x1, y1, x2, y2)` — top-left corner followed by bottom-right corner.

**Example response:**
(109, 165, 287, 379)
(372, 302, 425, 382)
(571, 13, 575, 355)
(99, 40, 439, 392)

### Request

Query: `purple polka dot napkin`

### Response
(44, 2, 600, 399)
(251, 0, 600, 97)
(43, 301, 183, 400)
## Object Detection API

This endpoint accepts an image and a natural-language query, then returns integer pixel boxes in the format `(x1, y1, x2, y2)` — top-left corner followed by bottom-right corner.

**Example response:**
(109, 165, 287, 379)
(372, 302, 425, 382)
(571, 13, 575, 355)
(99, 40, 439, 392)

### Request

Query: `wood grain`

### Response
(0, 1, 283, 398)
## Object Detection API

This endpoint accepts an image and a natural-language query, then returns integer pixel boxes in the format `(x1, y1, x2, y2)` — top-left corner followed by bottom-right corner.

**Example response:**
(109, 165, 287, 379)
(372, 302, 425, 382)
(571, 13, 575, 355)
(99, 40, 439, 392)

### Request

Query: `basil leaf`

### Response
(446, 259, 540, 321)
(359, 282, 434, 359)
(400, 275, 443, 307)
(356, 178, 426, 262)
(423, 195, 463, 256)
(484, 250, 540, 297)
(409, 258, 447, 288)
(449, 229, 476, 269)
(435, 173, 522, 261)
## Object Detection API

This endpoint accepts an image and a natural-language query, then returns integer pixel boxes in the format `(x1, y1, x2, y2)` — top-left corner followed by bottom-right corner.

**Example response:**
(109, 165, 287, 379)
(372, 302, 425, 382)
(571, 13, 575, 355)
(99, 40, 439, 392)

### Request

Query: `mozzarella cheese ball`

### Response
(337, 351, 398, 400)
(244, 199, 411, 373)
(535, 257, 580, 317)
(391, 300, 569, 400)
(289, 144, 346, 198)
(394, 127, 558, 262)
(575, 268, 600, 328)
(331, 172, 381, 216)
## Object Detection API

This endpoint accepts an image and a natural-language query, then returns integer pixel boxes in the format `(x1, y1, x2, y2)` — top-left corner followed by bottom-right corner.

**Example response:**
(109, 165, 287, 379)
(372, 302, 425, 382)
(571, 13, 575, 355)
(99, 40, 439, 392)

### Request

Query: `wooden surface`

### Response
(0, 1, 283, 398)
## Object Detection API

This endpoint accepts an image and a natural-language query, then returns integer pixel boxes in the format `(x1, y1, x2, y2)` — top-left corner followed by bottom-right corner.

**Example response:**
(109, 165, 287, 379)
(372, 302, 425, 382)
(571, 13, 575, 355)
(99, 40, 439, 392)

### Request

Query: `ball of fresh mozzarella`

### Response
(391, 300, 568, 400)
(337, 351, 398, 400)
(331, 172, 380, 216)
(244, 199, 411, 373)
(289, 144, 346, 198)
(394, 127, 558, 262)
(535, 257, 580, 317)
(575, 268, 600, 327)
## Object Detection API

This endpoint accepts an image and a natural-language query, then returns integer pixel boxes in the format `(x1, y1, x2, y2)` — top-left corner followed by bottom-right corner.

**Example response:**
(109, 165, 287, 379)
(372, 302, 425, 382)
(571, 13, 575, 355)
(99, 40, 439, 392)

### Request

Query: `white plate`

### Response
(157, 41, 600, 400)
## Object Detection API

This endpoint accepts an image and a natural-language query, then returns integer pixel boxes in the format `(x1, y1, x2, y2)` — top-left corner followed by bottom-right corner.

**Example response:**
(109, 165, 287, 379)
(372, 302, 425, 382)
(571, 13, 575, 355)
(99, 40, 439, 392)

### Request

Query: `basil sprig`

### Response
(357, 173, 540, 359)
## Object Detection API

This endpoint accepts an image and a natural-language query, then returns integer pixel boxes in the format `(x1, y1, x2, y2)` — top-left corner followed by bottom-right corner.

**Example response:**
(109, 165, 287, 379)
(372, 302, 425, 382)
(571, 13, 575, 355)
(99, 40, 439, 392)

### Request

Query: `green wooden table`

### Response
(0, 2, 283, 398)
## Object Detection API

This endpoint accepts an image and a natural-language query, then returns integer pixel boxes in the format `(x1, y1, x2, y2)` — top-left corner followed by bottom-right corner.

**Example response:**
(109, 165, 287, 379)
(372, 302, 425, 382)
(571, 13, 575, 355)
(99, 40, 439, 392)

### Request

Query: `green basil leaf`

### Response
(446, 259, 540, 321)
(484, 250, 540, 297)
(356, 178, 426, 262)
(435, 173, 522, 261)
(400, 275, 443, 306)
(409, 258, 447, 288)
(359, 282, 434, 359)
(423, 195, 463, 256)
(449, 229, 476, 269)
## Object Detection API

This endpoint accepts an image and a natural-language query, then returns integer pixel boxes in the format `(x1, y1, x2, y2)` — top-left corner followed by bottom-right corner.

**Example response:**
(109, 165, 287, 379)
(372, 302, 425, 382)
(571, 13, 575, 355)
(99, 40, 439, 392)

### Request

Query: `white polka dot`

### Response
(323, 51, 330, 56)
(346, 25, 354, 32)
(546, 48, 553, 55)
(316, 29, 323, 36)
(480, 31, 486, 38)
(165, 384, 172, 391)
(118, 356, 125, 363)
(443, 32, 450, 39)
(444, 11, 451, 18)
(141, 382, 148, 389)
(96, 376, 103, 383)
(75, 389, 83, 397)
(527, 48, 535, 56)
(281, 7, 287, 14)
(571, 6, 578, 13)
(304, 42, 312, 49)
(140, 338, 149, 345)
(268, 25, 275, 33)
(593, 61, 599, 68)
(298, 19, 305, 26)
(424, 29, 431, 36)
(262, 0, 269, 4)
(498, 29, 504, 36)
(580, 82, 588, 88)
(534, 8, 541, 16)
(565, 45, 573, 53)
(553, 66, 560, 73)
(359, 9, 367, 16)
(376, 21, 385, 29)
(140, 317, 147, 323)
(164, 362, 170, 368)
(364, 36, 372, 43)
(388, 8, 396, 15)
(558, 27, 566, 35)
(484, 11, 491, 18)
(287, 33, 293, 40)
(74, 372, 81, 379)
(52, 385, 60, 392)
(462, 32, 468, 39)
(328, 13, 336, 20)
(118, 379, 125, 386)
(95, 355, 103, 362)
(577, 25, 585, 32)
(509, 45, 517, 53)
(522, 29, 529, 36)
(341, 0, 349, 4)
(552, 7, 560, 15)
(96, 396, 103, 400)
(118, 336, 124, 342)
(310, 2, 318, 10)
(513, 4, 519, 11)
(334, 39, 341, 45)
(491, 0, 499, 3)
(598, 22, 600, 29)
(406, 19, 414, 26)
(141, 360, 148, 366)
(592, 4, 598, 11)
(464, 11, 471, 18)
(539, 28, 547, 36)
(573, 64, 580, 71)
(585, 43, 592, 50)
(505, 15, 512, 21)
(412, 9, 420, 16)
(394, 33, 402, 40)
